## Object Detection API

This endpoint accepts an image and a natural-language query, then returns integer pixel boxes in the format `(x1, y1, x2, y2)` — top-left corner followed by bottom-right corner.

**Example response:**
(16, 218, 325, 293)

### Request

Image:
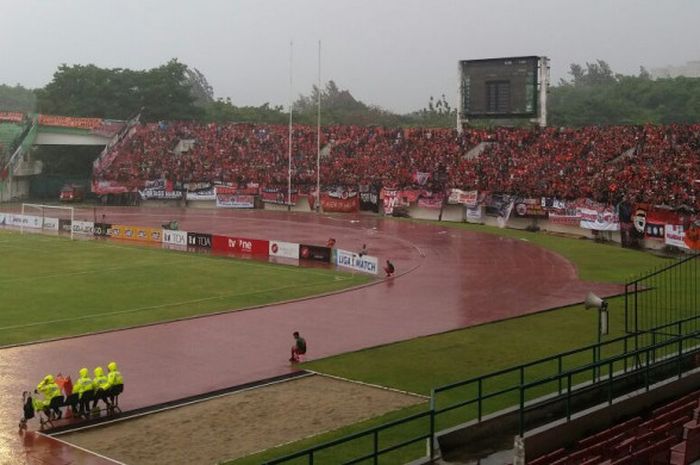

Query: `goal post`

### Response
(21, 203, 75, 240)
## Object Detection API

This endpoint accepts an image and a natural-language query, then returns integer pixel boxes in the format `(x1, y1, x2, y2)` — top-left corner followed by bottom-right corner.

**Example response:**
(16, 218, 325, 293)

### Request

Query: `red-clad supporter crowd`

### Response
(93, 122, 700, 210)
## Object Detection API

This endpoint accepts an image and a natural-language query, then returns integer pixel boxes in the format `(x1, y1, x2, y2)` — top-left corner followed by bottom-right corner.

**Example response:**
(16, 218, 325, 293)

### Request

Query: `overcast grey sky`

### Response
(1, 0, 698, 113)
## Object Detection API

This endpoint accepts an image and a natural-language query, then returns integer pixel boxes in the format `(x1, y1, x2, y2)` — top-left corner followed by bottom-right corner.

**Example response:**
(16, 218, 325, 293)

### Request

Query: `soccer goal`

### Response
(21, 203, 75, 239)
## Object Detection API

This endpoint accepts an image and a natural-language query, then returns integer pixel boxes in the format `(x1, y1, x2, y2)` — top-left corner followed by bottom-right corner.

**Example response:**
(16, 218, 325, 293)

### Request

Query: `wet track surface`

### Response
(0, 207, 623, 464)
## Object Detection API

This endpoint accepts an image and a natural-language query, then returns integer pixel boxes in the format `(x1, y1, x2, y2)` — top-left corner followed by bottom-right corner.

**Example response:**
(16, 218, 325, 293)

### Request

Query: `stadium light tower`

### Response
(288, 40, 293, 212)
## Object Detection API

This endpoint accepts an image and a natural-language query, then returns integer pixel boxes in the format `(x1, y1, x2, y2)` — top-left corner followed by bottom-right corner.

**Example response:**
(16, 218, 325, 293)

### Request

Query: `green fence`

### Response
(265, 313, 700, 465)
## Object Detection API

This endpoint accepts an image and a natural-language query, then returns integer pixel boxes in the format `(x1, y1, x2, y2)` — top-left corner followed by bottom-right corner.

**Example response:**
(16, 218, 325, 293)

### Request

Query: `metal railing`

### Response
(625, 253, 699, 334)
(264, 313, 700, 464)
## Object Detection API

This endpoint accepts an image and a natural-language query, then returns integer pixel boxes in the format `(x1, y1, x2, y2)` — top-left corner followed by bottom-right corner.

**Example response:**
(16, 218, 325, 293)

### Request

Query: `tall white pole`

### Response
(288, 40, 293, 210)
(316, 40, 322, 213)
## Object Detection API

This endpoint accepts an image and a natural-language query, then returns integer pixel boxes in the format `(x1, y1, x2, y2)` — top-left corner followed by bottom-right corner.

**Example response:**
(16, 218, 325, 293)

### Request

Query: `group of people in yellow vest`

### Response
(20, 362, 124, 431)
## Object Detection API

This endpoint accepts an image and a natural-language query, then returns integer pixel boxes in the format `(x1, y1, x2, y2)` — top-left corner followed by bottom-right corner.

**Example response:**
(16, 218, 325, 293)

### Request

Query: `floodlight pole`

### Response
(316, 39, 322, 213)
(288, 40, 293, 212)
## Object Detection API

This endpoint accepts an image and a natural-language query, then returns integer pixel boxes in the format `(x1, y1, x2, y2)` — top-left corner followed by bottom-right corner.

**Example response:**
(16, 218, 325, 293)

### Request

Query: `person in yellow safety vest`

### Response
(36, 375, 63, 419)
(106, 361, 124, 407)
(106, 362, 123, 388)
(73, 368, 94, 415)
(92, 366, 110, 409)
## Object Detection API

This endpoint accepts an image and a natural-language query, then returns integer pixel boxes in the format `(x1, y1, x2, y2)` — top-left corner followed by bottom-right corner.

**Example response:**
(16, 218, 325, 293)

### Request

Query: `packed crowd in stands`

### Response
(93, 122, 700, 210)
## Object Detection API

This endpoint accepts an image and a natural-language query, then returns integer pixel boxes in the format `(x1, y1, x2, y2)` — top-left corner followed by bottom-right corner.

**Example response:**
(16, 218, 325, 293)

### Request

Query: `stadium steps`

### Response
(0, 122, 23, 154)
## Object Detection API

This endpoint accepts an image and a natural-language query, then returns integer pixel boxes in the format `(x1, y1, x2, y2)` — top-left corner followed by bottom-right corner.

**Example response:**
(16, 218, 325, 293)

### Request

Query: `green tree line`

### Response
(1, 59, 699, 127)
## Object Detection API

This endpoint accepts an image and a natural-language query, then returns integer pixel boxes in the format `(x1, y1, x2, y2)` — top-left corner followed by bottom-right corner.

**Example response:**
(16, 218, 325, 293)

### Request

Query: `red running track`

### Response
(0, 208, 623, 464)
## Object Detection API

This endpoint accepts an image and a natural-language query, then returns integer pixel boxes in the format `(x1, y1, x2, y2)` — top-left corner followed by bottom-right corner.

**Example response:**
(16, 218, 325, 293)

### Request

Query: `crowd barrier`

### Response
(0, 213, 379, 274)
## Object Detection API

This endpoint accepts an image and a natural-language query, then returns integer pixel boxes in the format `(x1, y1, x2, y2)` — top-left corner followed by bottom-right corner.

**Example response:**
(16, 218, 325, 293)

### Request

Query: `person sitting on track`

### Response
(92, 366, 111, 411)
(384, 260, 395, 278)
(289, 331, 307, 363)
(73, 367, 95, 416)
(106, 361, 124, 408)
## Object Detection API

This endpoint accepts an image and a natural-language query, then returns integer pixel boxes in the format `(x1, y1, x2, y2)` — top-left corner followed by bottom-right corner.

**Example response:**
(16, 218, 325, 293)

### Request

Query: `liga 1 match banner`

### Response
(300, 244, 332, 263)
(162, 230, 188, 249)
(72, 220, 95, 235)
(269, 240, 300, 260)
(212, 235, 270, 255)
(187, 232, 212, 249)
(335, 249, 379, 275)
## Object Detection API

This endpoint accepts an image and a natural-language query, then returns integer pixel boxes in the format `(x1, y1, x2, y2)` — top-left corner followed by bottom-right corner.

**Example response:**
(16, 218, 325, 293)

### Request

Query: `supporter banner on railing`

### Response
(72, 221, 95, 235)
(685, 222, 700, 250)
(162, 229, 188, 250)
(321, 192, 359, 213)
(664, 225, 688, 249)
(0, 111, 23, 123)
(466, 206, 482, 223)
(359, 185, 379, 212)
(139, 179, 182, 200)
(92, 179, 134, 195)
(261, 188, 298, 205)
(579, 208, 620, 231)
(513, 198, 548, 218)
(381, 187, 399, 215)
(187, 232, 212, 249)
(336, 249, 379, 275)
(417, 192, 444, 209)
(484, 194, 514, 228)
(38, 114, 103, 130)
(448, 189, 478, 207)
(215, 186, 255, 208)
(42, 217, 59, 231)
(186, 189, 216, 201)
(300, 244, 332, 263)
(269, 240, 300, 259)
(212, 235, 269, 255)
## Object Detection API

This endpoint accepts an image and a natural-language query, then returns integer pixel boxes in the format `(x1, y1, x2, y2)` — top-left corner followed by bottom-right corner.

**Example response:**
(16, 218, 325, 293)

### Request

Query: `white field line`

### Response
(0, 260, 186, 284)
(37, 431, 128, 465)
(0, 278, 351, 332)
(54, 372, 316, 436)
(307, 370, 430, 400)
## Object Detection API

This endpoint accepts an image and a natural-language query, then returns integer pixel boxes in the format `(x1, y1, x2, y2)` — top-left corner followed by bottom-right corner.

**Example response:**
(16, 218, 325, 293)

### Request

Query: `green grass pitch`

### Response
(0, 230, 371, 346)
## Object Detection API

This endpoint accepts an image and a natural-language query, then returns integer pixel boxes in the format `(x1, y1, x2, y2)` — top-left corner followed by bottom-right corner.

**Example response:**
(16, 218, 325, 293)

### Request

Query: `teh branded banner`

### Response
(579, 208, 620, 231)
(59, 219, 72, 232)
(336, 249, 379, 275)
(93, 223, 112, 237)
(212, 235, 269, 255)
(269, 240, 300, 259)
(0, 213, 8, 226)
(299, 244, 332, 263)
(187, 232, 213, 249)
(42, 217, 59, 231)
(109, 224, 136, 240)
(163, 230, 188, 246)
(72, 220, 95, 235)
(134, 227, 162, 243)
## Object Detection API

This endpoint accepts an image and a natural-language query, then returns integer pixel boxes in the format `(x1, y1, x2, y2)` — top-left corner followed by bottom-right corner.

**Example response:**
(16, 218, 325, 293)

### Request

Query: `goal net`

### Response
(20, 203, 75, 239)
